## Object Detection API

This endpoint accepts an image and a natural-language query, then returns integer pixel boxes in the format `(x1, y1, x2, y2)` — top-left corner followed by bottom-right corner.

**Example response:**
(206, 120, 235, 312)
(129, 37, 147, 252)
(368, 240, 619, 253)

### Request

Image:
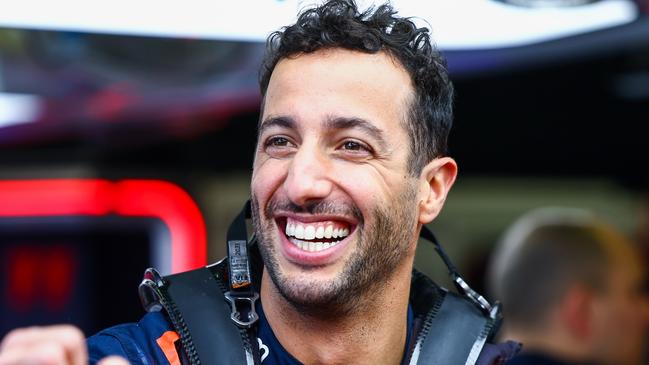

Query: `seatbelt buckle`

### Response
(224, 291, 260, 328)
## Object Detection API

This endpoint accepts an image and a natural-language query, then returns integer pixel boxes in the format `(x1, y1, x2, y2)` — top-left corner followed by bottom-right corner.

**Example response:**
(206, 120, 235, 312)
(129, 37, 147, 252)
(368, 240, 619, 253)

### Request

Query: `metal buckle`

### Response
(224, 291, 260, 328)
(453, 276, 494, 316)
(139, 268, 167, 313)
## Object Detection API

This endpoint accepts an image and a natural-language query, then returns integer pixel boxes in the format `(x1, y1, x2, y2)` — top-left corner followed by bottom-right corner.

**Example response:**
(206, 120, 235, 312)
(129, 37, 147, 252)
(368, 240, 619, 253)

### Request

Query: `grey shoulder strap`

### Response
(409, 290, 494, 365)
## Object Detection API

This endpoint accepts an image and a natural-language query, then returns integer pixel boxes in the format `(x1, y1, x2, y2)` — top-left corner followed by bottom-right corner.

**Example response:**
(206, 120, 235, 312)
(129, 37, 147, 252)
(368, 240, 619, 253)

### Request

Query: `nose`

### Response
(284, 143, 333, 206)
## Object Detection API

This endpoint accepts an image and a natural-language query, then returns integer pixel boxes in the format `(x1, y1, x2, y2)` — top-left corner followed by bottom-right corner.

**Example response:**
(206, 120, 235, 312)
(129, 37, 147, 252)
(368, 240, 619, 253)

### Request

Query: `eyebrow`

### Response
(325, 116, 387, 150)
(258, 116, 296, 136)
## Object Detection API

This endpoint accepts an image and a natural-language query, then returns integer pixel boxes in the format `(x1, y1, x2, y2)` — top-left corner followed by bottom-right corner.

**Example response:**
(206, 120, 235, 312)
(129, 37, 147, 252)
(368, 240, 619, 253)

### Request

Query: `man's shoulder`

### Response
(476, 341, 521, 365)
(409, 271, 521, 365)
(87, 311, 177, 365)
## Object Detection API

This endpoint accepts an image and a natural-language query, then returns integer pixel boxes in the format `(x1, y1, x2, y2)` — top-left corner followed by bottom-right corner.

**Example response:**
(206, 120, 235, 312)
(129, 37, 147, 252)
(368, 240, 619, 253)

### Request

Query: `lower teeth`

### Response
(290, 238, 339, 252)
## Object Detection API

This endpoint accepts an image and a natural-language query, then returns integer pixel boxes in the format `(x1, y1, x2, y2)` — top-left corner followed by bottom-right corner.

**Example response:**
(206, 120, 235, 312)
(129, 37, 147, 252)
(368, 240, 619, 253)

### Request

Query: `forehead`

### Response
(262, 48, 413, 133)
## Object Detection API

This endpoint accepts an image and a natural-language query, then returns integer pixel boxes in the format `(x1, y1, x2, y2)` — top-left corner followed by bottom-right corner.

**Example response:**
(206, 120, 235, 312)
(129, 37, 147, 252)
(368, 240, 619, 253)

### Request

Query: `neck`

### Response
(260, 259, 414, 365)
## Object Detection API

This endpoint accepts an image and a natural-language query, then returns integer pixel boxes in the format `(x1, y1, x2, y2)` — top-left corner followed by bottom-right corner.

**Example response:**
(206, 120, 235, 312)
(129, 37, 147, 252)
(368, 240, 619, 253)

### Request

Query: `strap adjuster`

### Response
(224, 291, 260, 328)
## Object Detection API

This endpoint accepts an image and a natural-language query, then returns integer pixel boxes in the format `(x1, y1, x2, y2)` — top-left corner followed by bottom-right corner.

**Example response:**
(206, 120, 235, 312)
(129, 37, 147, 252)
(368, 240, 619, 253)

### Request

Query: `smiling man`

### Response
(0, 1, 519, 364)
(251, 49, 441, 365)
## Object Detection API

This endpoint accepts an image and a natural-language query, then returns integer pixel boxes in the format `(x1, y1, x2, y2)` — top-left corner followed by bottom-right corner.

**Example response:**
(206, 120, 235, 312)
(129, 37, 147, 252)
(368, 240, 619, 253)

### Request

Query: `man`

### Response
(0, 1, 519, 364)
(488, 207, 649, 365)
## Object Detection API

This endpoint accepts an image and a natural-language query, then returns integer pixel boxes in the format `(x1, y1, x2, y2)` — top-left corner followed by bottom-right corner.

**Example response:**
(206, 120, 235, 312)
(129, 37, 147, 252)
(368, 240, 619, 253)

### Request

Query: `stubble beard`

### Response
(251, 185, 418, 318)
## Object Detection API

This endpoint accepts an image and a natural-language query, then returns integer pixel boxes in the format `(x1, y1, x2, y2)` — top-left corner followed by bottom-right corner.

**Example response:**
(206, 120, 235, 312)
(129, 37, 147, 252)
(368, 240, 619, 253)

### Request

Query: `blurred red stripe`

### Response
(0, 179, 206, 272)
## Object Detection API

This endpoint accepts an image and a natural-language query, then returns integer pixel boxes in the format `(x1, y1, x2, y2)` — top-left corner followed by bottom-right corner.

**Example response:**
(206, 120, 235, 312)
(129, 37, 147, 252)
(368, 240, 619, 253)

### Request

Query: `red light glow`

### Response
(0, 179, 206, 272)
(5, 245, 76, 312)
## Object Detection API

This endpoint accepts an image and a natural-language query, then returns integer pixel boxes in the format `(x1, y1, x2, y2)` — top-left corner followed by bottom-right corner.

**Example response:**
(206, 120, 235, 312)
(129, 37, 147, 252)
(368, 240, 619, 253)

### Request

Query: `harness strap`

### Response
(162, 265, 258, 365)
(147, 266, 492, 365)
(409, 290, 494, 365)
(224, 202, 259, 329)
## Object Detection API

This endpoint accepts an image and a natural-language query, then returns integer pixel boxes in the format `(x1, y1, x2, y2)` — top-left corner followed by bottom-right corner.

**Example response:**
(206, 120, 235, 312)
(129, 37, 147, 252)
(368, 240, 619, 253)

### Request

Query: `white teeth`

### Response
(304, 226, 316, 240)
(289, 238, 340, 252)
(285, 219, 351, 243)
(294, 225, 305, 239)
(315, 226, 324, 239)
(324, 225, 333, 238)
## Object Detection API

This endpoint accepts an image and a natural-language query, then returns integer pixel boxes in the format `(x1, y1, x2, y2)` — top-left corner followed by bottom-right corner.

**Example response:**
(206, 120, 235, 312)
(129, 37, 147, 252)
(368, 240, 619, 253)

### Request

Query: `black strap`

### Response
(225, 201, 259, 329)
(163, 267, 253, 365)
(138, 203, 260, 365)
(421, 225, 499, 321)
(410, 291, 494, 365)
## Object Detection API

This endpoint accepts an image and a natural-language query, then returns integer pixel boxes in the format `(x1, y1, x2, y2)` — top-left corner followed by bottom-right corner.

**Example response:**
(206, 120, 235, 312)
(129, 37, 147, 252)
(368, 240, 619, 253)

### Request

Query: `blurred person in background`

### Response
(488, 207, 649, 365)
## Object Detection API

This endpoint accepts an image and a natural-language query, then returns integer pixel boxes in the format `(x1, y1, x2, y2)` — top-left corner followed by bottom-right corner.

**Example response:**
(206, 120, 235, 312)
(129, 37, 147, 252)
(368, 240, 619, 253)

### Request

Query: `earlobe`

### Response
(418, 157, 458, 224)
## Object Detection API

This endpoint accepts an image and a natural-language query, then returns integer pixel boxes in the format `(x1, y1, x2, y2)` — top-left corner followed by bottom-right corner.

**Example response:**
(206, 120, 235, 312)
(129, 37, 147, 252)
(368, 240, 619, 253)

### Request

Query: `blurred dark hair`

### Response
(259, 0, 454, 175)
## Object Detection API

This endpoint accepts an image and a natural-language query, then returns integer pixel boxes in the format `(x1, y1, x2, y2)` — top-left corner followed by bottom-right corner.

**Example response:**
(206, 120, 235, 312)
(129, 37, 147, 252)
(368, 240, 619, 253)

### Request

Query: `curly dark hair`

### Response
(259, 0, 454, 175)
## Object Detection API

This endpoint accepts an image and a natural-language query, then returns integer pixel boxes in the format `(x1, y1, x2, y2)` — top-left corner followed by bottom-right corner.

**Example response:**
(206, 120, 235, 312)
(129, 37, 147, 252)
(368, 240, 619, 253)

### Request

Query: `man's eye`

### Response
(266, 137, 291, 147)
(262, 136, 295, 158)
(341, 140, 368, 152)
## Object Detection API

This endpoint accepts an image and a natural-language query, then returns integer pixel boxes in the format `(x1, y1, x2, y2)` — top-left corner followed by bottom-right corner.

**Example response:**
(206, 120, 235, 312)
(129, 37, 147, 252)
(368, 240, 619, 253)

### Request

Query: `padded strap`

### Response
(410, 291, 493, 365)
(164, 266, 255, 365)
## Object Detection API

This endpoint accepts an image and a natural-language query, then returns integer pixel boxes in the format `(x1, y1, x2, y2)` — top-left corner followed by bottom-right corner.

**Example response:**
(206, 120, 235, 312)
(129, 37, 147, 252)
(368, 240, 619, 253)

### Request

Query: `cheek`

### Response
(604, 298, 643, 336)
(333, 167, 390, 203)
(252, 159, 288, 202)
(625, 300, 649, 331)
(332, 165, 414, 217)
(351, 162, 412, 191)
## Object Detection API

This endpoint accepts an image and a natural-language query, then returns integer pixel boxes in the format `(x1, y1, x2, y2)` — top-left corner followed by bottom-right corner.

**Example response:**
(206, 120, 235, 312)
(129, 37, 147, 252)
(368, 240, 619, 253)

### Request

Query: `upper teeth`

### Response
(285, 220, 350, 240)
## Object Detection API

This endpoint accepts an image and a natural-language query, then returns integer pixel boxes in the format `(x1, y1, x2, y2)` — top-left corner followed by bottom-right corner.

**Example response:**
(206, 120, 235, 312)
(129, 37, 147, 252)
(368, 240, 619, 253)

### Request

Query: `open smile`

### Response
(273, 214, 357, 265)
(284, 217, 351, 252)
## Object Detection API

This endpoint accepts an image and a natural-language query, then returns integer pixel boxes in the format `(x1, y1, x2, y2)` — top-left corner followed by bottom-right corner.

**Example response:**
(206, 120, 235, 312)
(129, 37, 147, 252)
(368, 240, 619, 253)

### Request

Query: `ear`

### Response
(417, 157, 458, 224)
(559, 286, 593, 340)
